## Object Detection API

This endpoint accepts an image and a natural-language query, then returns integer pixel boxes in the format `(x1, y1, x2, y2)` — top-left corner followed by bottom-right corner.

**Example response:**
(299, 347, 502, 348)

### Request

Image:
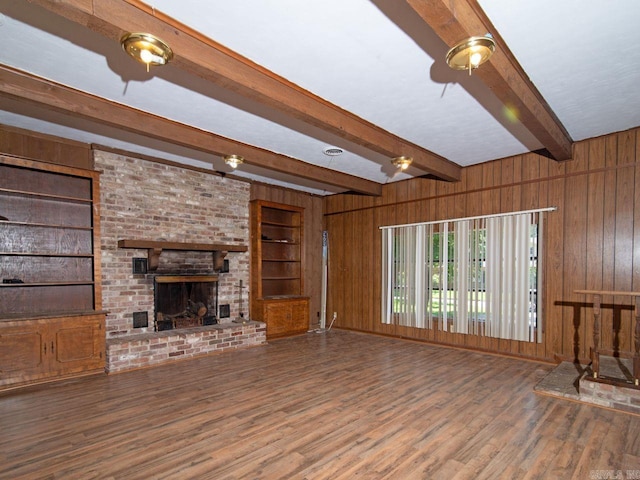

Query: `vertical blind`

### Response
(381, 208, 553, 343)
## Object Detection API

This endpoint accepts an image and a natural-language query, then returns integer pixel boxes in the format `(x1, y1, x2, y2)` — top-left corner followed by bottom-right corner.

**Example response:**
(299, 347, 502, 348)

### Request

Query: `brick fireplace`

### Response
(95, 150, 266, 373)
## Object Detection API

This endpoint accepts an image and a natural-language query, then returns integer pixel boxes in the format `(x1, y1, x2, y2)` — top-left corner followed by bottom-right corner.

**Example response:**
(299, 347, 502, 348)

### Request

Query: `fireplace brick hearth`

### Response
(106, 321, 266, 373)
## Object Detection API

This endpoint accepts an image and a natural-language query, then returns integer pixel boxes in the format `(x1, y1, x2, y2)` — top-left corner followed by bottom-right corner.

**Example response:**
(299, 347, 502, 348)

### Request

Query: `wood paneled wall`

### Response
(0, 125, 91, 169)
(323, 127, 640, 361)
(250, 183, 324, 329)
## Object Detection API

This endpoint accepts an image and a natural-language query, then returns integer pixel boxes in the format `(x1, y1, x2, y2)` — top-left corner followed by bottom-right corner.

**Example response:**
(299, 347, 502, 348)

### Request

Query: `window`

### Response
(381, 209, 551, 342)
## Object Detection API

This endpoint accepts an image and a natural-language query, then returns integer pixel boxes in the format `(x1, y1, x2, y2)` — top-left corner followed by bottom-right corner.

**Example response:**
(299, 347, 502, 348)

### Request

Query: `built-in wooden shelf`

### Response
(0, 155, 105, 390)
(0, 281, 95, 287)
(0, 186, 93, 204)
(0, 220, 92, 230)
(250, 200, 308, 338)
(117, 239, 248, 272)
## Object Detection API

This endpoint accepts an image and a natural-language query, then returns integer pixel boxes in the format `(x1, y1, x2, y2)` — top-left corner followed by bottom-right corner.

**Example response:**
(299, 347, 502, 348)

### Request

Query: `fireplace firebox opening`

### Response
(154, 275, 219, 331)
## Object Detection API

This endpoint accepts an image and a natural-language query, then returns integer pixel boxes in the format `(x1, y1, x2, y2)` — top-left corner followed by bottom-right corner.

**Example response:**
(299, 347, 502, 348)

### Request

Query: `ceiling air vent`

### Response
(323, 146, 344, 156)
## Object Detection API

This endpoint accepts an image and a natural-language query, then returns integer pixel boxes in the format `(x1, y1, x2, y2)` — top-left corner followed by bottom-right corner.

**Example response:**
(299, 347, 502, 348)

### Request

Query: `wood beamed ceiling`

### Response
(406, 0, 573, 161)
(18, 0, 573, 195)
(0, 65, 381, 196)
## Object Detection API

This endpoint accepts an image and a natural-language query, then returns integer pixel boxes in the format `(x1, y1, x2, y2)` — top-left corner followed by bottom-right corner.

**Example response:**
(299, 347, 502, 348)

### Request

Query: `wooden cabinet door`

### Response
(50, 315, 105, 376)
(262, 298, 309, 339)
(264, 302, 291, 338)
(289, 300, 309, 334)
(0, 315, 105, 389)
(0, 321, 47, 387)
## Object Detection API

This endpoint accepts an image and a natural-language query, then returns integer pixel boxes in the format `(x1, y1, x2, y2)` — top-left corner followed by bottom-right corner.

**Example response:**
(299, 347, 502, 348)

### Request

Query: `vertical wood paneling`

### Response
(323, 128, 640, 361)
(465, 164, 483, 217)
(343, 211, 356, 330)
(545, 170, 565, 359)
(584, 137, 606, 356)
(535, 156, 550, 359)
(327, 215, 344, 329)
(354, 210, 366, 331)
(613, 131, 636, 352)
(634, 133, 640, 296)
(521, 154, 540, 210)
(369, 208, 381, 333)
(561, 144, 588, 360)
(601, 135, 619, 353)
(419, 176, 436, 201)
(360, 210, 373, 331)
(394, 181, 410, 205)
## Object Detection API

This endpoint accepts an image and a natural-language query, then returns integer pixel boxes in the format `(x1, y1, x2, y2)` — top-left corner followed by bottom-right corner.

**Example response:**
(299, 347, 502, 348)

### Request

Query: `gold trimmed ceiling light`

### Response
(224, 154, 244, 169)
(392, 156, 413, 171)
(120, 33, 173, 72)
(446, 34, 496, 75)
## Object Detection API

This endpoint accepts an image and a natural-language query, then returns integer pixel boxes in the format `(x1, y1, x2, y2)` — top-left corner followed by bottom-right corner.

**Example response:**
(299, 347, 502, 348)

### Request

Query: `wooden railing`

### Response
(575, 290, 640, 386)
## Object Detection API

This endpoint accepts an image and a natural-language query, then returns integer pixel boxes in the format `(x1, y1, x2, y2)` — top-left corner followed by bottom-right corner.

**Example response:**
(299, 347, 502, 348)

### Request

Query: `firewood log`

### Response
(187, 300, 207, 317)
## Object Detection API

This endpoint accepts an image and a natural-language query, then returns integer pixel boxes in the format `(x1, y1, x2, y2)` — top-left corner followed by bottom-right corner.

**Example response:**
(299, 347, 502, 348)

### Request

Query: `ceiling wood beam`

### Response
(0, 65, 382, 196)
(407, 0, 574, 161)
(28, 0, 462, 182)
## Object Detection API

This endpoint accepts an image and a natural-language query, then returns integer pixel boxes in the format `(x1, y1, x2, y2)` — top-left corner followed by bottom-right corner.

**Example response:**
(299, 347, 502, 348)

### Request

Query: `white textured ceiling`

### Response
(479, 0, 640, 142)
(0, 0, 639, 195)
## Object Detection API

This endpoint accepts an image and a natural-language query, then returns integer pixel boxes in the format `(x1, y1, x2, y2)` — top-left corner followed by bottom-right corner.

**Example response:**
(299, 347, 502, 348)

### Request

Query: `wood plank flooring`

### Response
(1, 330, 640, 479)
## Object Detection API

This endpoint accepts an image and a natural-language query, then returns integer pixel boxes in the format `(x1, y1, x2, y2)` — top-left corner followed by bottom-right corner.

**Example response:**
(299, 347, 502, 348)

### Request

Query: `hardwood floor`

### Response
(1, 330, 639, 479)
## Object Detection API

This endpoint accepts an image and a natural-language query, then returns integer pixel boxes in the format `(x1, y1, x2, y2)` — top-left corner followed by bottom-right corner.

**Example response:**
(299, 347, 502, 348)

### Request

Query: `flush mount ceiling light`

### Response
(446, 35, 496, 75)
(223, 154, 244, 169)
(392, 156, 413, 171)
(120, 32, 173, 72)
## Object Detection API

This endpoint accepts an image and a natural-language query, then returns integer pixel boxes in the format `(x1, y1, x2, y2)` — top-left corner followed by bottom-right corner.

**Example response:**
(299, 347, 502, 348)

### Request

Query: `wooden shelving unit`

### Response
(0, 155, 105, 389)
(250, 200, 309, 338)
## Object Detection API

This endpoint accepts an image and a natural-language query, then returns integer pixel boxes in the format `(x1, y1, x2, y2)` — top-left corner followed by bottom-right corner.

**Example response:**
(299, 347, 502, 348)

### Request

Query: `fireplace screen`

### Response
(154, 275, 218, 331)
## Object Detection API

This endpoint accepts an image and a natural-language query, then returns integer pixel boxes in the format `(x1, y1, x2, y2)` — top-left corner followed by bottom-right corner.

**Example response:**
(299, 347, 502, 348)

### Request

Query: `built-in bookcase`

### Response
(0, 158, 99, 316)
(0, 155, 104, 389)
(250, 200, 309, 338)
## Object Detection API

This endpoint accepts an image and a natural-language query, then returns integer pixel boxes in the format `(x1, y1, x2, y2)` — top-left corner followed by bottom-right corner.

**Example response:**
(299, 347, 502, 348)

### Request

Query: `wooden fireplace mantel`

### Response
(117, 239, 248, 271)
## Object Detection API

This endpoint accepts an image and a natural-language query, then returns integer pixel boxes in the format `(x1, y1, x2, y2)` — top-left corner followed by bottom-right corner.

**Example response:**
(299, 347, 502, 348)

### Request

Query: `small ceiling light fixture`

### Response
(392, 155, 413, 171)
(224, 154, 244, 169)
(120, 32, 173, 72)
(446, 34, 496, 75)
